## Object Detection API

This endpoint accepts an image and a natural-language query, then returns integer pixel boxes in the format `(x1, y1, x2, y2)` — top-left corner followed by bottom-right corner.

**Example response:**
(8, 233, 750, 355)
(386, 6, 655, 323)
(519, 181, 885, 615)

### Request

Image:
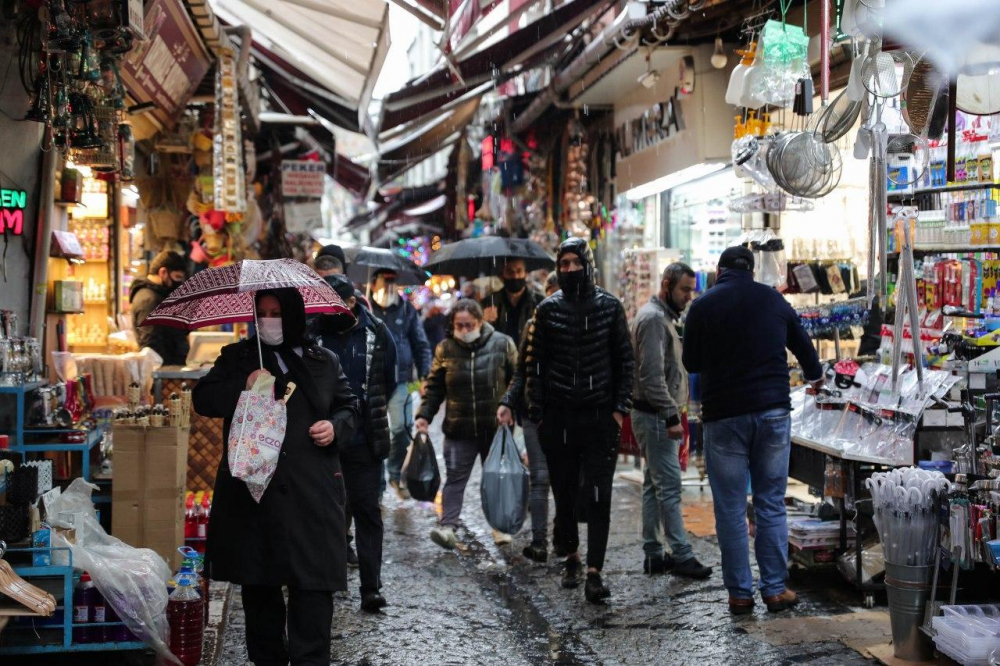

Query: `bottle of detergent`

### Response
(72, 572, 97, 643)
(168, 574, 204, 666)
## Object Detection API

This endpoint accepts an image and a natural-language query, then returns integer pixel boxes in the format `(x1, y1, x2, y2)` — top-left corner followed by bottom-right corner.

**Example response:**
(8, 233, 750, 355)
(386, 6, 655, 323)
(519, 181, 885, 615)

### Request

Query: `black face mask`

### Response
(504, 277, 526, 294)
(558, 269, 587, 294)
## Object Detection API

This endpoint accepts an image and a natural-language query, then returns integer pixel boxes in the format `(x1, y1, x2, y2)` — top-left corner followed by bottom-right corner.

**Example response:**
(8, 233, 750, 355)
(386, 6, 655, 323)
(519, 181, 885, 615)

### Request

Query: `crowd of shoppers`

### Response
(195, 238, 821, 662)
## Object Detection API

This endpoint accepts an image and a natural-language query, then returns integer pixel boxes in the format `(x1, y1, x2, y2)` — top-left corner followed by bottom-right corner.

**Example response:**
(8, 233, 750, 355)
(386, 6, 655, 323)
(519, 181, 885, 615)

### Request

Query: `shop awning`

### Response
(379, 0, 608, 128)
(377, 97, 480, 183)
(210, 0, 389, 131)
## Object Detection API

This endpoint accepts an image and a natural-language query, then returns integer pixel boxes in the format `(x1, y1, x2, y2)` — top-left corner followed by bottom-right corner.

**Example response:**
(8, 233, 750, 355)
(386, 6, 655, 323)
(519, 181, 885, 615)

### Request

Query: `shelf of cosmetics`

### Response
(887, 142, 997, 195)
(882, 253, 1000, 319)
(884, 192, 1000, 251)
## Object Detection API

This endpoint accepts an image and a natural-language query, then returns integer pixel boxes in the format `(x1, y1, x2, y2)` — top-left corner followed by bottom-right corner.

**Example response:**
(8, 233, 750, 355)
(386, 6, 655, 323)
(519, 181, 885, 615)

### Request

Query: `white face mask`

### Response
(456, 328, 481, 344)
(258, 317, 284, 346)
(372, 284, 399, 309)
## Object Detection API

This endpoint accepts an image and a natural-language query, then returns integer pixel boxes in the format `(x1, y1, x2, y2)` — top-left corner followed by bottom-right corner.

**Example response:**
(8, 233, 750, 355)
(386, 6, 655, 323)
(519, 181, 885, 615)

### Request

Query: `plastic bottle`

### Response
(72, 572, 98, 644)
(168, 575, 204, 666)
(184, 494, 196, 541)
(197, 494, 210, 546)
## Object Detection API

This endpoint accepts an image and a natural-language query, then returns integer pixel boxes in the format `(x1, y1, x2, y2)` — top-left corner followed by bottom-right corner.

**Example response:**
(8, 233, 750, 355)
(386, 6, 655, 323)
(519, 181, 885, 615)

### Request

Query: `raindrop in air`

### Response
(584, 104, 589, 115)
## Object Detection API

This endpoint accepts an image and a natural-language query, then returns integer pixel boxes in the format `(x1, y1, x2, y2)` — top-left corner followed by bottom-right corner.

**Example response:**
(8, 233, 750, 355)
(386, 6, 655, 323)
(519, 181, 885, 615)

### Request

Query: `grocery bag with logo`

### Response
(228, 374, 294, 502)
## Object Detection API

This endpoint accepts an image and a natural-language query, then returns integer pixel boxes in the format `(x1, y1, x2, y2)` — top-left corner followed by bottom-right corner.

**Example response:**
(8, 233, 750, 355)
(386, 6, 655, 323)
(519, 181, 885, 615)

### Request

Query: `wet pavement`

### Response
(216, 415, 880, 665)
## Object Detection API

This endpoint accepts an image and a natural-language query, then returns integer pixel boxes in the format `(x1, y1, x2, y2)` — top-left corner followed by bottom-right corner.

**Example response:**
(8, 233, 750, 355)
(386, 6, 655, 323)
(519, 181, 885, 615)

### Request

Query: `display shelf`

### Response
(888, 244, 1000, 256)
(791, 435, 906, 466)
(0, 547, 147, 656)
(888, 183, 1000, 200)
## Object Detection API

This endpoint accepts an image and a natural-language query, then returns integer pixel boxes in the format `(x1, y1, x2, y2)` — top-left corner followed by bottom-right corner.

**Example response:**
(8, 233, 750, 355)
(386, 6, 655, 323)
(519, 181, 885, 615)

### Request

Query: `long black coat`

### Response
(193, 339, 360, 591)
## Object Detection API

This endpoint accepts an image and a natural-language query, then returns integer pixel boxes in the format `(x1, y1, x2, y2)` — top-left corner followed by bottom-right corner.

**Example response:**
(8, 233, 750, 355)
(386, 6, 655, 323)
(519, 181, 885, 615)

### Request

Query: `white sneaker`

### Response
(430, 527, 457, 549)
(492, 529, 513, 545)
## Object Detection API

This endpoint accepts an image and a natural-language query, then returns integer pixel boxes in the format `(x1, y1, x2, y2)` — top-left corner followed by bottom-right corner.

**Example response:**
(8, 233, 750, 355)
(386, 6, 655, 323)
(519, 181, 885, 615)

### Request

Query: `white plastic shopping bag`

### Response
(228, 373, 294, 502)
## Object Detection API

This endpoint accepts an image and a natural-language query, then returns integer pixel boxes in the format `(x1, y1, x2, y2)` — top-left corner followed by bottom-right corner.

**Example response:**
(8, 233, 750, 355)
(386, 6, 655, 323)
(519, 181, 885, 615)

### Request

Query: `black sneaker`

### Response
(360, 591, 387, 613)
(561, 559, 582, 589)
(523, 542, 549, 563)
(584, 573, 611, 603)
(672, 556, 712, 580)
(347, 545, 359, 568)
(643, 553, 675, 575)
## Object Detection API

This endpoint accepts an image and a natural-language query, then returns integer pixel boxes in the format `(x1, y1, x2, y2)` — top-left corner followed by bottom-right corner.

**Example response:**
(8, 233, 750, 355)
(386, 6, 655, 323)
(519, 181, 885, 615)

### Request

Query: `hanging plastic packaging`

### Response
(228, 373, 290, 502)
(47, 479, 176, 663)
(401, 432, 441, 502)
(480, 427, 529, 535)
(754, 20, 811, 107)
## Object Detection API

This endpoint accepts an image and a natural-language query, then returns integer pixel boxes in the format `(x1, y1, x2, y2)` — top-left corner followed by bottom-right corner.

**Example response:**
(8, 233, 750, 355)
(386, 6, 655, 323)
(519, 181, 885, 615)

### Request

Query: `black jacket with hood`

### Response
(503, 237, 634, 420)
(129, 278, 189, 365)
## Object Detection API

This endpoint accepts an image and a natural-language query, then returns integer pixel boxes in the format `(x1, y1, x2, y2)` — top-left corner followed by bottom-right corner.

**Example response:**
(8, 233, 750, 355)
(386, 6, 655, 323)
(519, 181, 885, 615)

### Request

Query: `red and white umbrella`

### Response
(142, 258, 352, 367)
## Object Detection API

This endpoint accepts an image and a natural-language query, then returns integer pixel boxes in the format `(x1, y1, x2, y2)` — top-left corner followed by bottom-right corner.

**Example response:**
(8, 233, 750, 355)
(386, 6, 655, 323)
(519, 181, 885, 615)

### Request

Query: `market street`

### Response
(214, 418, 881, 666)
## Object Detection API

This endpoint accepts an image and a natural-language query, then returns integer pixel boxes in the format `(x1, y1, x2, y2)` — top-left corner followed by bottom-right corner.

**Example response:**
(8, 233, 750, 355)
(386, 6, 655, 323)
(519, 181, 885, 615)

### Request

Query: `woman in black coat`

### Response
(193, 288, 360, 666)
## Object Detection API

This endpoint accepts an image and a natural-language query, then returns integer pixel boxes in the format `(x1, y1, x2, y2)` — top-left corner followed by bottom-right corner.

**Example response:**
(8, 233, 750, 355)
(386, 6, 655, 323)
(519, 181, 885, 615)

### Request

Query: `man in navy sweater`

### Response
(682, 246, 823, 616)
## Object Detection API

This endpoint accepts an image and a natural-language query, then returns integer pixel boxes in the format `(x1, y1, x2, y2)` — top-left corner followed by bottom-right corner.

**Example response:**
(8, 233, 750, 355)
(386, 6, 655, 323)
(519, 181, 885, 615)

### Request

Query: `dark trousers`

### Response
(342, 455, 384, 594)
(241, 585, 333, 666)
(540, 408, 620, 571)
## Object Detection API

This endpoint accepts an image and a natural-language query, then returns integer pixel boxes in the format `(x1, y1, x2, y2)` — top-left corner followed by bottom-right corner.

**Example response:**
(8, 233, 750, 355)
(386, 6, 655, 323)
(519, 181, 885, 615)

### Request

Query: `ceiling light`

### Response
(711, 37, 728, 69)
(624, 163, 727, 201)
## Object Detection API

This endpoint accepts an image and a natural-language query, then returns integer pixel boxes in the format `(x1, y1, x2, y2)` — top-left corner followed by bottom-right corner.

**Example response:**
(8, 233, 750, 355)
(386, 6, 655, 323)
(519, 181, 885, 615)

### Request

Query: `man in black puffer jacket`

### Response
(501, 237, 634, 603)
(313, 275, 397, 614)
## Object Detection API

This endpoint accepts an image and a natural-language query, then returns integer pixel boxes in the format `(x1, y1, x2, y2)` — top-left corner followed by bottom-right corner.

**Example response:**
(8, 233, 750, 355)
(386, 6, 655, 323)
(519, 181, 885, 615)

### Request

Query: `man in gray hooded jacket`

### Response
(631, 262, 711, 580)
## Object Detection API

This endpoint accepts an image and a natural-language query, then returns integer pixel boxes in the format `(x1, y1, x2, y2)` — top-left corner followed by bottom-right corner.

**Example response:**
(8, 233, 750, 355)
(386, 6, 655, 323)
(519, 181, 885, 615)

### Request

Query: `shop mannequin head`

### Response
(660, 262, 696, 313)
(501, 259, 528, 296)
(450, 300, 484, 344)
(149, 250, 187, 291)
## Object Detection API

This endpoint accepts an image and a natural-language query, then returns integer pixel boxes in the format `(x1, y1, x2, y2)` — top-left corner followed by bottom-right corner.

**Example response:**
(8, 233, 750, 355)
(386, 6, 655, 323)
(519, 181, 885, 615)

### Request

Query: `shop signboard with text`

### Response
(0, 189, 26, 235)
(614, 90, 686, 159)
(120, 0, 212, 130)
(280, 161, 326, 198)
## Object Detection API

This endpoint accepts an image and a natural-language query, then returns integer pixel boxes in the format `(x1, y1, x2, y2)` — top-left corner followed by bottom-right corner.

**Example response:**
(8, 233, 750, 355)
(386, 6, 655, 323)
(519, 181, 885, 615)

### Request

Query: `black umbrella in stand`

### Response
(423, 236, 555, 277)
(346, 247, 429, 286)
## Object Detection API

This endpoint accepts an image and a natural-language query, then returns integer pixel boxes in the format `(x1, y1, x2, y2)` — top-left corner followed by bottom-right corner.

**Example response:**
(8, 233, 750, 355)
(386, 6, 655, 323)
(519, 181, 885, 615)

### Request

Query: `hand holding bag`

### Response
(401, 432, 441, 501)
(481, 426, 529, 534)
(228, 373, 294, 502)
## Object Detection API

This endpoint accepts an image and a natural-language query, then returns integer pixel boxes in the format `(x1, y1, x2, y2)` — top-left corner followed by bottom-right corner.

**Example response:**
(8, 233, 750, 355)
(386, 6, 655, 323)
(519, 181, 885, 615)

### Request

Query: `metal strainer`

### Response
(861, 49, 921, 99)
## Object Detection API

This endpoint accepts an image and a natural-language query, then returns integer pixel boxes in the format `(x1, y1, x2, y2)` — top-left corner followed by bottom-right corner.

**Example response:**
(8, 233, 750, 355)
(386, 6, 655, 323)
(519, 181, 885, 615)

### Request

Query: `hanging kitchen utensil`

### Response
(903, 60, 940, 135)
(886, 133, 930, 187)
(794, 77, 815, 116)
(814, 89, 863, 143)
(726, 43, 757, 105)
(861, 48, 922, 99)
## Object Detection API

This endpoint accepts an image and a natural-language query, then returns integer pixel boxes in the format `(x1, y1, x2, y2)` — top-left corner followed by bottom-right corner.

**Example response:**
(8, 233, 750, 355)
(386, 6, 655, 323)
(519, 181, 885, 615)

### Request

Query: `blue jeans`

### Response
(386, 383, 414, 483)
(704, 407, 791, 600)
(632, 411, 693, 563)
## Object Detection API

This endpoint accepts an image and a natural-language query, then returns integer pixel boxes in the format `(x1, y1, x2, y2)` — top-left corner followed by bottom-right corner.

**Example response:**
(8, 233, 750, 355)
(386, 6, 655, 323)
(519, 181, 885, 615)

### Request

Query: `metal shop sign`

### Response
(120, 0, 212, 129)
(615, 90, 685, 159)
(281, 161, 326, 198)
(0, 189, 27, 235)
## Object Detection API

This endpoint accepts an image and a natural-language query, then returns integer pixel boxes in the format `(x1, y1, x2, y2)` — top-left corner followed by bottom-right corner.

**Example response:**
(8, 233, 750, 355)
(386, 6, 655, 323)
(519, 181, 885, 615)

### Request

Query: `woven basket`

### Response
(0, 504, 29, 542)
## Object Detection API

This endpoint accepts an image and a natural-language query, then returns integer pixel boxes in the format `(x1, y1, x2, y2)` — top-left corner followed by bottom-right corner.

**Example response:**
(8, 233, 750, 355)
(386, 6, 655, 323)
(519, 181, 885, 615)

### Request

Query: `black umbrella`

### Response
(346, 247, 429, 286)
(424, 236, 555, 277)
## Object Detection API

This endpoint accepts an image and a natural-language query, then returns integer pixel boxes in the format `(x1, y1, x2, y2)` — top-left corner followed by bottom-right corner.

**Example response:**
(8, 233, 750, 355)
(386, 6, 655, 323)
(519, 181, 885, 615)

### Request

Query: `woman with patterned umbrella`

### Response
(144, 259, 361, 663)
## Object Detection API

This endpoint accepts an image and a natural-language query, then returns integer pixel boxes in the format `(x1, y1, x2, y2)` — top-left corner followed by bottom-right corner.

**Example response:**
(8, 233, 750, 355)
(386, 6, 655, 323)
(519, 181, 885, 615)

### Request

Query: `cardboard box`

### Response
(53, 280, 83, 313)
(112, 426, 188, 569)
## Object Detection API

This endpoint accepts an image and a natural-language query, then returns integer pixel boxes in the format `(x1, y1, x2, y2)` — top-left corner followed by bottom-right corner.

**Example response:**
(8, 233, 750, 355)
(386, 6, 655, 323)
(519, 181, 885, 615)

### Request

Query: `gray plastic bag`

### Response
(481, 426, 529, 534)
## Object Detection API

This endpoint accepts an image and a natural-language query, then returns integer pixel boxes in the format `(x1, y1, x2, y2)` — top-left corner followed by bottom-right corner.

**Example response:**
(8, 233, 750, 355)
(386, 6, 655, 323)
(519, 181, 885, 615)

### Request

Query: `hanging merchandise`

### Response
(889, 210, 926, 393)
(796, 297, 870, 337)
(213, 48, 246, 215)
(753, 16, 810, 108)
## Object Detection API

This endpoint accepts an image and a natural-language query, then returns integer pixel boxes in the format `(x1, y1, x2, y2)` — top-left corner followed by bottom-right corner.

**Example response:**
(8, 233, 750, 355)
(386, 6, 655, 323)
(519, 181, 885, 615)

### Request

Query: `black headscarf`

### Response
(556, 237, 596, 301)
(253, 288, 323, 414)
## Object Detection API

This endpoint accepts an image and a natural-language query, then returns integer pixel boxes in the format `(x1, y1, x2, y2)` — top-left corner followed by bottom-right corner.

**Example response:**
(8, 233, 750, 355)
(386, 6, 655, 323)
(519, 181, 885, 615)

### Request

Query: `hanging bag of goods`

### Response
(480, 426, 529, 535)
(227, 374, 294, 502)
(401, 432, 441, 502)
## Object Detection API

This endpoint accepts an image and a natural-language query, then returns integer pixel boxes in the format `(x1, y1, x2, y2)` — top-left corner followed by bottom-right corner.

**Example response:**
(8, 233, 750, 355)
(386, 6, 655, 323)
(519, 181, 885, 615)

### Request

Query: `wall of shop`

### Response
(0, 37, 45, 333)
(614, 44, 733, 194)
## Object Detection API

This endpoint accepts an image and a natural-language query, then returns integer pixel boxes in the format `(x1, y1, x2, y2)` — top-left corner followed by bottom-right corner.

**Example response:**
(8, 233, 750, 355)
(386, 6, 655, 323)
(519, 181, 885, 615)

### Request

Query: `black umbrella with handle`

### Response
(346, 247, 429, 286)
(423, 236, 555, 277)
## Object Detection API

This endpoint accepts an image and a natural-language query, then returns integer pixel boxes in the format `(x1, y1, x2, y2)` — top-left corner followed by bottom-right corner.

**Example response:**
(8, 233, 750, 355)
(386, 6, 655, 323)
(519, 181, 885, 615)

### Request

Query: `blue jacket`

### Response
(371, 298, 432, 382)
(682, 269, 823, 422)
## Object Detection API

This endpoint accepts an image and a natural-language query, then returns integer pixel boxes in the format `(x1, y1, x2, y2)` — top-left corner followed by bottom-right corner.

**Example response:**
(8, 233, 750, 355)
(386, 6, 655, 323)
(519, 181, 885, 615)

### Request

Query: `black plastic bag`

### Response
(401, 432, 440, 502)
(481, 427, 529, 534)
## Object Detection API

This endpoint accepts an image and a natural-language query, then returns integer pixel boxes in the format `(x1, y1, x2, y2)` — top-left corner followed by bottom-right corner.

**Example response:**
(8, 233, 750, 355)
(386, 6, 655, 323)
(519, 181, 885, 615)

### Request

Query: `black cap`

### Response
(323, 274, 356, 302)
(718, 245, 754, 272)
(318, 244, 347, 267)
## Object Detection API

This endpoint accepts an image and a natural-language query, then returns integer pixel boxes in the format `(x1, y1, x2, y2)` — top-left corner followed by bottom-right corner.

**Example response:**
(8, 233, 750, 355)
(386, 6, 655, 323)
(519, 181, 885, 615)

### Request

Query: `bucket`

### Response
(884, 561, 934, 661)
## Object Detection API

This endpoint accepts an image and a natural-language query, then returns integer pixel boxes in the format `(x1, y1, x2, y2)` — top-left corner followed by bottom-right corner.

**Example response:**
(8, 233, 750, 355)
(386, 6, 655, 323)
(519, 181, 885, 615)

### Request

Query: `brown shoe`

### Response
(763, 589, 799, 613)
(728, 597, 754, 615)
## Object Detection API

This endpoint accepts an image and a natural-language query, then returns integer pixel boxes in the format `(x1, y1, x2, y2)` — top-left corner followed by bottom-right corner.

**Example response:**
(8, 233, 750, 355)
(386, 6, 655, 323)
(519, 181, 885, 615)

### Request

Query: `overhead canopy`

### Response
(210, 0, 389, 131)
(377, 97, 480, 183)
(379, 0, 609, 130)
